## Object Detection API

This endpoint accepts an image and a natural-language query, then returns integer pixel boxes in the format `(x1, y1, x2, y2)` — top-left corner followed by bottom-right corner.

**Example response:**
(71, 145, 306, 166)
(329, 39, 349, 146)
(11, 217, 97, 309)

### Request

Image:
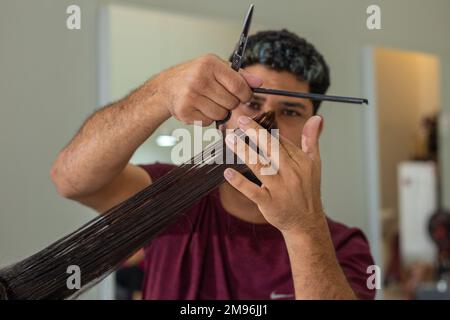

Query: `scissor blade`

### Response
(241, 4, 254, 38)
(231, 4, 254, 71)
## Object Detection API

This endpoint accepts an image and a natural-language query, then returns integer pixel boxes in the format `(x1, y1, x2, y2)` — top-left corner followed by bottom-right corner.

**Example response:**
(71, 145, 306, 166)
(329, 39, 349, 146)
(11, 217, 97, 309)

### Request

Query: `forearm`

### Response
(282, 213, 356, 300)
(51, 54, 258, 200)
(51, 79, 170, 197)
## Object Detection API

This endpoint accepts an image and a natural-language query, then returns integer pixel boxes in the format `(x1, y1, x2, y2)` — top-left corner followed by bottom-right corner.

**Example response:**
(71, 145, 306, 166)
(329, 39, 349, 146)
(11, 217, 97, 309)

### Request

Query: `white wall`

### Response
(108, 5, 245, 164)
(0, 0, 101, 298)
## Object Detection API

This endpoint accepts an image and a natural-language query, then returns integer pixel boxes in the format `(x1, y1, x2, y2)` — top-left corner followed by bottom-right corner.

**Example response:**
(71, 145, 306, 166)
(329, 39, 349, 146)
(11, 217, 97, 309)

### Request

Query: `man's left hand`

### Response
(224, 115, 324, 235)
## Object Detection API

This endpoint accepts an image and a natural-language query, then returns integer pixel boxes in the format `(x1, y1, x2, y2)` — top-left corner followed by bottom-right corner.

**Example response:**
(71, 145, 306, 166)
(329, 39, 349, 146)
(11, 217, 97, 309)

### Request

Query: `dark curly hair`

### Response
(231, 29, 330, 114)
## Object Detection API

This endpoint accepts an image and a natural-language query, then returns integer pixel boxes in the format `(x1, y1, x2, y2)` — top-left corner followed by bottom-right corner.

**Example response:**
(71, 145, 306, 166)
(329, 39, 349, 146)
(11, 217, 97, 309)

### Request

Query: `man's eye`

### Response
(282, 109, 301, 117)
(247, 102, 261, 110)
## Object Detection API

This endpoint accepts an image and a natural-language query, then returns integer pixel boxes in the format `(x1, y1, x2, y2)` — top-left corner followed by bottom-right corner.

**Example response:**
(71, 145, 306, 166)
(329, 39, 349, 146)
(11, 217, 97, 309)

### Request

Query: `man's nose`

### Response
(261, 102, 278, 114)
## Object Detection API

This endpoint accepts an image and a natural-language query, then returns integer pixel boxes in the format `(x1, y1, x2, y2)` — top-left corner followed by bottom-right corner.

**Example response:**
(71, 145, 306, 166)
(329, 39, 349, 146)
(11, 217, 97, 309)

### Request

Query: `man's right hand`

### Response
(151, 54, 263, 126)
(51, 54, 262, 214)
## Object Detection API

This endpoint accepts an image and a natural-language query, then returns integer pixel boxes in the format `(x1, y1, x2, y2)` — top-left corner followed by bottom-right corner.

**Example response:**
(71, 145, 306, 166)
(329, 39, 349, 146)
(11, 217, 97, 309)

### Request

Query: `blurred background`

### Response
(1, 0, 450, 299)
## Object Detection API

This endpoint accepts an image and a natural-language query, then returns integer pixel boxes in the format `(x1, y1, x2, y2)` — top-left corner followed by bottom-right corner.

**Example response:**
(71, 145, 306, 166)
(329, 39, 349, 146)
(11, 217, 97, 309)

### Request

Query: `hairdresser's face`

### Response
(225, 64, 315, 147)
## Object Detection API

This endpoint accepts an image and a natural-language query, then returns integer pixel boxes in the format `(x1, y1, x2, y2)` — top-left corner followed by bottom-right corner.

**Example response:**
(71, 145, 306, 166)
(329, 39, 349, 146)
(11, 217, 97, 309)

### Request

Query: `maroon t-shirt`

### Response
(140, 163, 375, 300)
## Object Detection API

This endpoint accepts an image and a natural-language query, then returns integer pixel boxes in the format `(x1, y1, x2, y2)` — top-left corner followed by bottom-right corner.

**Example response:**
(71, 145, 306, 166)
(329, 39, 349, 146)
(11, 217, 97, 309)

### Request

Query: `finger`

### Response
(190, 110, 214, 126)
(238, 119, 308, 175)
(206, 81, 240, 110)
(277, 133, 302, 159)
(213, 64, 261, 103)
(239, 69, 264, 88)
(175, 102, 214, 126)
(223, 168, 270, 205)
(195, 95, 230, 122)
(218, 58, 263, 89)
(225, 132, 278, 181)
(235, 115, 282, 168)
(301, 115, 322, 161)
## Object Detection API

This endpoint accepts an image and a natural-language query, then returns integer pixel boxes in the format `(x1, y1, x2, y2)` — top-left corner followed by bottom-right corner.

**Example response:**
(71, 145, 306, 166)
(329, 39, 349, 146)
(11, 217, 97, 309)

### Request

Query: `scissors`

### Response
(216, 4, 254, 127)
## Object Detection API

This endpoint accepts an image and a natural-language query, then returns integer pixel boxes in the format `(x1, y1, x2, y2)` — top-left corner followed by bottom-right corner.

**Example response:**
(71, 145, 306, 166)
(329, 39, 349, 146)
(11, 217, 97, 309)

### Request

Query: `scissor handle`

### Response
(216, 111, 232, 127)
(231, 51, 242, 72)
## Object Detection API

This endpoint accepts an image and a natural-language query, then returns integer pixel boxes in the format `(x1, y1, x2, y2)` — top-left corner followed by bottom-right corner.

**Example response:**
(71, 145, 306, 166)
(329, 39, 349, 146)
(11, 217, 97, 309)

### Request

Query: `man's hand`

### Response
(51, 54, 262, 213)
(223, 114, 324, 234)
(151, 54, 263, 126)
(223, 115, 357, 299)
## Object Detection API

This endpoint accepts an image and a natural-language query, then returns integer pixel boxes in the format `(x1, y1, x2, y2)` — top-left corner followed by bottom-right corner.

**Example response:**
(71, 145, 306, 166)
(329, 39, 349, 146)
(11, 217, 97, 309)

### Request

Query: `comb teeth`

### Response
(253, 111, 277, 130)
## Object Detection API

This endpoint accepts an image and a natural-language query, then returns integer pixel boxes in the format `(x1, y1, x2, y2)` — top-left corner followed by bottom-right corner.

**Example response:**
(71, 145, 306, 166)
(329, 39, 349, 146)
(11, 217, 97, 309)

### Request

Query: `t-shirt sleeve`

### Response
(138, 162, 177, 182)
(330, 221, 377, 300)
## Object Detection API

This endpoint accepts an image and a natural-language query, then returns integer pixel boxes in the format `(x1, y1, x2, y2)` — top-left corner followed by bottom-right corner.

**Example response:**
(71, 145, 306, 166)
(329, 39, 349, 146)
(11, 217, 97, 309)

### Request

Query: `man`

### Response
(51, 30, 375, 299)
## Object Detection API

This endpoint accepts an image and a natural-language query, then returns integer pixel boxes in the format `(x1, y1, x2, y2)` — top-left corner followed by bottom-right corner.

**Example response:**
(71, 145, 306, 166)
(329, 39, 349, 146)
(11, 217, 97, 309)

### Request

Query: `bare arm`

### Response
(51, 54, 261, 213)
(50, 80, 170, 212)
(282, 216, 357, 299)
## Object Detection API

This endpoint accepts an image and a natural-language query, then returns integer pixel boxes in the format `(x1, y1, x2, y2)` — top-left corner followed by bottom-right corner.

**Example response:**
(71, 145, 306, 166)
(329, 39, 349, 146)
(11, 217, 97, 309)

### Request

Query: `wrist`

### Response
(133, 77, 171, 126)
(281, 212, 339, 271)
(281, 211, 328, 242)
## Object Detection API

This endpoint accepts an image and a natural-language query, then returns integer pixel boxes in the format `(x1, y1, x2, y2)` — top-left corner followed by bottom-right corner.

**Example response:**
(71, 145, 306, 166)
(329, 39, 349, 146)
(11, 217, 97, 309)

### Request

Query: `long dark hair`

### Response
(0, 112, 276, 300)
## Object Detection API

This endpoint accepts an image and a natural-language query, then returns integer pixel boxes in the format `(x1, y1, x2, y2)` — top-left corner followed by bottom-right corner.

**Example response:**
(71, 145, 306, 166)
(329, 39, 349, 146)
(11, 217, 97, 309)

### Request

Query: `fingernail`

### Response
(225, 133, 236, 145)
(238, 116, 251, 125)
(318, 115, 324, 130)
(314, 115, 322, 124)
(224, 168, 235, 180)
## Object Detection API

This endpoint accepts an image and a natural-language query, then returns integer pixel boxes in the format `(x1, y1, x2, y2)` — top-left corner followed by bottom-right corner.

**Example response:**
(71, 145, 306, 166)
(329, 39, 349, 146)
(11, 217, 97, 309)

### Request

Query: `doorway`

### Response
(364, 47, 442, 299)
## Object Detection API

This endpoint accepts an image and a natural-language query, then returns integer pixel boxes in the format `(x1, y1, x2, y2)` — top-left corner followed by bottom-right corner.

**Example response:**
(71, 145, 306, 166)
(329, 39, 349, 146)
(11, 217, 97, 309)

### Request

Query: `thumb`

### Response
(301, 115, 323, 161)
(239, 69, 263, 88)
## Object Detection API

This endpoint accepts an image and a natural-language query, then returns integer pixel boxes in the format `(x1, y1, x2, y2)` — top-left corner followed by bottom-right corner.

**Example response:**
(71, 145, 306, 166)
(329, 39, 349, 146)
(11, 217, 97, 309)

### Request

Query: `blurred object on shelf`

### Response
(413, 113, 439, 162)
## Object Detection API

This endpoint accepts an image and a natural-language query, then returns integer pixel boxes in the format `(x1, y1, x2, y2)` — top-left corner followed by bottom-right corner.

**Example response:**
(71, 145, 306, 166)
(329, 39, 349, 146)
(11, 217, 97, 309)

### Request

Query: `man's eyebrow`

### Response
(251, 94, 307, 108)
(281, 101, 307, 108)
(252, 95, 266, 102)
